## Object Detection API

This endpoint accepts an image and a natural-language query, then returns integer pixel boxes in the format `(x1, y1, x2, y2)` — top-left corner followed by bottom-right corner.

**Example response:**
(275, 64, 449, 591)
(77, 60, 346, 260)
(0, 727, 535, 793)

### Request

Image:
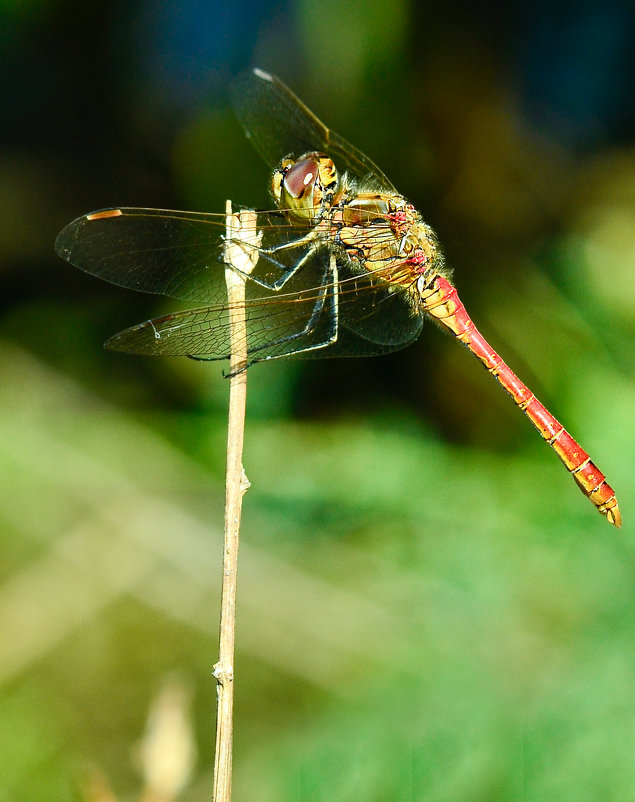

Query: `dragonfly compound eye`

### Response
(271, 151, 339, 223)
(283, 157, 319, 199)
(273, 154, 329, 222)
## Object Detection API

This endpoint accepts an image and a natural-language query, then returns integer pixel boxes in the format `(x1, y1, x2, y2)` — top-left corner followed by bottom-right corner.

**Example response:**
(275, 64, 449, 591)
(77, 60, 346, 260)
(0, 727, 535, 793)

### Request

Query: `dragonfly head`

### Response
(271, 151, 338, 222)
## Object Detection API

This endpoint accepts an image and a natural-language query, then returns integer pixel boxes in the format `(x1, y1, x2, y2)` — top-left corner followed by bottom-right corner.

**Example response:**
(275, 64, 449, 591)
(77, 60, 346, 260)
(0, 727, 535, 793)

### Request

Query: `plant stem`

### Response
(212, 202, 259, 801)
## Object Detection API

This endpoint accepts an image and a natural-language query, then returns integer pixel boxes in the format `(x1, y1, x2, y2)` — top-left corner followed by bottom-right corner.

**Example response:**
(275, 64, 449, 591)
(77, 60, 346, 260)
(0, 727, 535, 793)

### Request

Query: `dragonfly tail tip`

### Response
(601, 499, 621, 528)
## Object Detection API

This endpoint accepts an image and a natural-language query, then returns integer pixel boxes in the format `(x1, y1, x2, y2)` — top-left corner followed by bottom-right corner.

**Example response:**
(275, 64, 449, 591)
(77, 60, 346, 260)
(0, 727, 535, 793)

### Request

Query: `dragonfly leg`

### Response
(262, 230, 327, 290)
(262, 228, 318, 255)
(223, 254, 340, 375)
(223, 228, 324, 292)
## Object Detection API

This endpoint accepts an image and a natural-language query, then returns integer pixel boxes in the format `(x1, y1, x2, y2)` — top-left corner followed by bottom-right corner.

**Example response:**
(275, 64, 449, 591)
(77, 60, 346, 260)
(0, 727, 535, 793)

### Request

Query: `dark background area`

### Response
(1, 1, 633, 800)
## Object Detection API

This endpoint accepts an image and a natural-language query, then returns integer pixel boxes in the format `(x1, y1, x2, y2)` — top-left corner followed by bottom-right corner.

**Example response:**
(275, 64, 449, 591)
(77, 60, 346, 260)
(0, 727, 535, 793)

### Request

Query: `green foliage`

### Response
(0, 332, 632, 799)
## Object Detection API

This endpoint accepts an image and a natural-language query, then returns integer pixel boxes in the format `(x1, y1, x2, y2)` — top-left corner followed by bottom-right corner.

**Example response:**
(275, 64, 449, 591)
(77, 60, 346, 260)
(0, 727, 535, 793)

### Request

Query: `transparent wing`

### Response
(55, 206, 316, 304)
(56, 207, 424, 363)
(231, 68, 397, 192)
(105, 247, 338, 362)
(333, 259, 424, 357)
(104, 250, 424, 364)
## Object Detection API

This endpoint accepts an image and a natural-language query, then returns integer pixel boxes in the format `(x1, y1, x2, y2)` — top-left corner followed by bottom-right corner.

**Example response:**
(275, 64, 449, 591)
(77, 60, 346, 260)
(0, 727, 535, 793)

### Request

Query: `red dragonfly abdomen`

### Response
(419, 274, 621, 527)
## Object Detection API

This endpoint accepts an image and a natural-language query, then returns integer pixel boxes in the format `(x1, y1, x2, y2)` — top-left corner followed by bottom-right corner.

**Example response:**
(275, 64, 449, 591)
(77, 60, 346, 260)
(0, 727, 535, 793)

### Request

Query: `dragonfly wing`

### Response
(106, 246, 340, 363)
(324, 257, 424, 358)
(103, 238, 423, 363)
(55, 206, 317, 302)
(231, 69, 397, 192)
(56, 207, 227, 303)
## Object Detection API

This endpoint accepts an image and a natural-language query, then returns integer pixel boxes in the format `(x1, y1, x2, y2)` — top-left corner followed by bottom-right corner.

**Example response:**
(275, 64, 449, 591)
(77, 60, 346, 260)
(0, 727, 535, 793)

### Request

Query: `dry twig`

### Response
(212, 203, 260, 801)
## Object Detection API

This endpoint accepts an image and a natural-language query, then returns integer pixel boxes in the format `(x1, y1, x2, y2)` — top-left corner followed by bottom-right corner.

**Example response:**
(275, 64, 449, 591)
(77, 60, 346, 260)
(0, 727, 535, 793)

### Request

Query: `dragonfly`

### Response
(55, 67, 620, 527)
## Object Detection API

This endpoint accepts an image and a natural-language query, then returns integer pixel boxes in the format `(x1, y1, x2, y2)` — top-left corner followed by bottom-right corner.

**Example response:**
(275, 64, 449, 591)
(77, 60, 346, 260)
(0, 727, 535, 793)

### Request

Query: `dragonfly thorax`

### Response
(331, 189, 446, 292)
(339, 194, 399, 224)
(271, 151, 338, 223)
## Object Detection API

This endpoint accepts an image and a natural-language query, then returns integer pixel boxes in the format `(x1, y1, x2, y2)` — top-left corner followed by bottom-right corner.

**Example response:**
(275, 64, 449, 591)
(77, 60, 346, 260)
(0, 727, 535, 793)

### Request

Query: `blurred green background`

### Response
(1, 1, 634, 800)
